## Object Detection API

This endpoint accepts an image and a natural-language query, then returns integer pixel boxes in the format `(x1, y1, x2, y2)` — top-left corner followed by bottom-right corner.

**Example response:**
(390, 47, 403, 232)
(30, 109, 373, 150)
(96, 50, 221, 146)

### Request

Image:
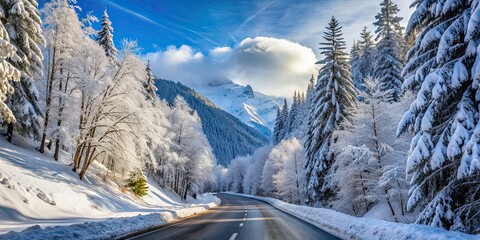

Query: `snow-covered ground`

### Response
(0, 137, 220, 239)
(224, 193, 480, 240)
(195, 81, 282, 136)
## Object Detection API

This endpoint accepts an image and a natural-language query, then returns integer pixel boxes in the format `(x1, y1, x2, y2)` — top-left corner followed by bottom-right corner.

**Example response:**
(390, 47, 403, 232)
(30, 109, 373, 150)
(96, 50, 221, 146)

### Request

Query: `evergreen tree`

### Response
(127, 169, 149, 197)
(144, 60, 157, 100)
(350, 41, 363, 92)
(0, 19, 21, 123)
(277, 98, 289, 142)
(273, 106, 282, 144)
(373, 0, 404, 101)
(398, 0, 480, 233)
(304, 16, 356, 206)
(96, 9, 118, 58)
(1, 0, 45, 142)
(358, 26, 376, 88)
(286, 91, 299, 135)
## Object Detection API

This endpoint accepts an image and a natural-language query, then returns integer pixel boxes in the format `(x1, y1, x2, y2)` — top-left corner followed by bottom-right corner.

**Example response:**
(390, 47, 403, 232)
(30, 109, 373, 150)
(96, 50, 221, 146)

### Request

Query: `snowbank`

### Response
(224, 193, 479, 240)
(0, 195, 220, 240)
(0, 137, 220, 239)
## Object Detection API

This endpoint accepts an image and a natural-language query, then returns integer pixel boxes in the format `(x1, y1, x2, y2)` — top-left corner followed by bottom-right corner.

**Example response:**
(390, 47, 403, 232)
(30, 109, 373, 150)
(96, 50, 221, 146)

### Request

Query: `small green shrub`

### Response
(127, 170, 149, 197)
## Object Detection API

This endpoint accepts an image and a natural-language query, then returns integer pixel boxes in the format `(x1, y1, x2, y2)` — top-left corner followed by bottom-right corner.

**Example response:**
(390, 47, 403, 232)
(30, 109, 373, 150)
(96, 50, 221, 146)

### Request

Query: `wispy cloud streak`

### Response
(235, 1, 276, 33)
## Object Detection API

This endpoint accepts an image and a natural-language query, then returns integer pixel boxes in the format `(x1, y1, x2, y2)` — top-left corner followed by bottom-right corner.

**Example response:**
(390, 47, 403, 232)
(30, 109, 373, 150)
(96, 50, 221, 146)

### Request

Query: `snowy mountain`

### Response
(193, 81, 282, 137)
(155, 80, 269, 166)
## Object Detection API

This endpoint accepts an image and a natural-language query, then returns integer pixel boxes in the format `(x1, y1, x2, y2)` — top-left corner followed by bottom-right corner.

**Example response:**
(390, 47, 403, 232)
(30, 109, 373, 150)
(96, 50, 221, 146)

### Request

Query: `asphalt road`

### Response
(128, 193, 340, 240)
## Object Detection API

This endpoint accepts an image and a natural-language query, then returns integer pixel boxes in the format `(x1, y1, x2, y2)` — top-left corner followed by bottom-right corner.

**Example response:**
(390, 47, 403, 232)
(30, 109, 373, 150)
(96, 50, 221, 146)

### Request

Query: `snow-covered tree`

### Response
(332, 78, 410, 221)
(357, 26, 377, 92)
(273, 98, 289, 144)
(0, 20, 21, 123)
(144, 60, 157, 100)
(243, 145, 272, 195)
(96, 9, 117, 58)
(304, 16, 356, 206)
(165, 96, 215, 199)
(350, 41, 363, 92)
(271, 138, 306, 204)
(285, 91, 301, 137)
(225, 155, 251, 193)
(373, 0, 404, 102)
(40, 0, 85, 159)
(72, 41, 149, 180)
(398, 0, 480, 233)
(1, 0, 45, 142)
(273, 106, 282, 144)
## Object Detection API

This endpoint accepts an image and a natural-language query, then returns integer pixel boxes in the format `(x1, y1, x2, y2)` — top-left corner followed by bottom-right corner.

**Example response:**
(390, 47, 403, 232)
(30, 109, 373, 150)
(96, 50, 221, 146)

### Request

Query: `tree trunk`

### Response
(6, 123, 13, 143)
(39, 44, 56, 153)
(72, 142, 85, 172)
(54, 139, 60, 161)
(79, 143, 92, 180)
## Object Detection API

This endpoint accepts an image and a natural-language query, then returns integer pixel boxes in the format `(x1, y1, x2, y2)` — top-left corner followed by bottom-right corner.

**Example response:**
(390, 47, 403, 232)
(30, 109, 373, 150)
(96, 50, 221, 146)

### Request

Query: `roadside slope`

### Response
(0, 137, 220, 238)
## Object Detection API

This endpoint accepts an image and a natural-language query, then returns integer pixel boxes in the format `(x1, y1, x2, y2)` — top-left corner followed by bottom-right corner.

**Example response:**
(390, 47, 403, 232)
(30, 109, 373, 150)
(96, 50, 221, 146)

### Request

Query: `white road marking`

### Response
(239, 223, 244, 227)
(244, 213, 247, 216)
(229, 233, 238, 240)
(243, 218, 246, 221)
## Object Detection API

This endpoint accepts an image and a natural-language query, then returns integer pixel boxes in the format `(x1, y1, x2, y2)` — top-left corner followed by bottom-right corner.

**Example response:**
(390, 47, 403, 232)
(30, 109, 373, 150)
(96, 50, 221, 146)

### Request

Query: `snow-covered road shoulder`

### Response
(0, 194, 221, 240)
(224, 193, 479, 240)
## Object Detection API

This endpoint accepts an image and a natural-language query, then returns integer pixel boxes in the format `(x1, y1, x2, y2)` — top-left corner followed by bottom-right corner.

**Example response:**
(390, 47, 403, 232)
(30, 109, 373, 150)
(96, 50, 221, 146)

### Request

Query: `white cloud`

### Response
(145, 37, 317, 97)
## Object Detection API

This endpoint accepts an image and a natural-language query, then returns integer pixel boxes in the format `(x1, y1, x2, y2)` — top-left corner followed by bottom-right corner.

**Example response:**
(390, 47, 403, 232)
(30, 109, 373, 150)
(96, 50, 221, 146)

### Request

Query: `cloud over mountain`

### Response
(145, 37, 317, 97)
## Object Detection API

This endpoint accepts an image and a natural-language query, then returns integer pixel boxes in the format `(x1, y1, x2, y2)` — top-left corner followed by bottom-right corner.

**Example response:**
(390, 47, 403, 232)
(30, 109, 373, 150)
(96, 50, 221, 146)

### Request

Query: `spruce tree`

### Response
(273, 106, 282, 144)
(286, 91, 299, 137)
(278, 98, 289, 142)
(398, 0, 480, 233)
(1, 0, 45, 142)
(358, 26, 376, 84)
(96, 9, 118, 58)
(0, 19, 21, 123)
(373, 0, 404, 101)
(304, 16, 356, 206)
(350, 41, 363, 92)
(127, 170, 149, 197)
(144, 60, 157, 100)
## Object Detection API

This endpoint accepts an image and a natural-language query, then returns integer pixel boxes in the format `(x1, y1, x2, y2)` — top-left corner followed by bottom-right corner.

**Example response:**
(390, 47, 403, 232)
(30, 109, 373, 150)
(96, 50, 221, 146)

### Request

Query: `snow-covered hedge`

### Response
(225, 193, 479, 240)
(0, 194, 221, 240)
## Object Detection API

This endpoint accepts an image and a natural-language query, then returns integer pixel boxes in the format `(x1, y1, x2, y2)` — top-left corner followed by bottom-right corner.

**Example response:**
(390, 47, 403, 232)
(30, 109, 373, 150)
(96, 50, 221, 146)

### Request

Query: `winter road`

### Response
(127, 193, 339, 240)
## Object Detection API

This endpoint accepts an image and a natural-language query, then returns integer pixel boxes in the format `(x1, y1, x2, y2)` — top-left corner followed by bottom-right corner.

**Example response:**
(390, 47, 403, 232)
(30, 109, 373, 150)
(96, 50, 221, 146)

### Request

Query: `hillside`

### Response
(155, 80, 270, 166)
(0, 137, 219, 237)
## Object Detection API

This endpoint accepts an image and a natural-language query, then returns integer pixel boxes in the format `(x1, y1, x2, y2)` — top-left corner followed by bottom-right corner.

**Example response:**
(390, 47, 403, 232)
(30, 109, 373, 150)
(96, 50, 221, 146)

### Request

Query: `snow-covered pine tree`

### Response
(350, 41, 363, 92)
(273, 99, 288, 144)
(398, 0, 480, 233)
(0, 19, 21, 123)
(278, 98, 289, 142)
(1, 0, 45, 142)
(358, 26, 376, 90)
(273, 106, 282, 143)
(144, 60, 157, 100)
(373, 0, 404, 102)
(96, 9, 118, 58)
(286, 91, 299, 136)
(304, 16, 356, 206)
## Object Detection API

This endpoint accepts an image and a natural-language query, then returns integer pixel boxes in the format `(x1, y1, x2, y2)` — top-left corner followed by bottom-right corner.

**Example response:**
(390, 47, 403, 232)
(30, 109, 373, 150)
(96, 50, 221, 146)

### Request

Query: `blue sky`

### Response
(43, 0, 413, 53)
(38, 0, 414, 97)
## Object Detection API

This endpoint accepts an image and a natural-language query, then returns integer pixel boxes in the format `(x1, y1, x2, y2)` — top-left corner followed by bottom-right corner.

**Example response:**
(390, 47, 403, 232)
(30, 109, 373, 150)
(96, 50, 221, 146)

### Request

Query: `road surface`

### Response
(128, 193, 340, 240)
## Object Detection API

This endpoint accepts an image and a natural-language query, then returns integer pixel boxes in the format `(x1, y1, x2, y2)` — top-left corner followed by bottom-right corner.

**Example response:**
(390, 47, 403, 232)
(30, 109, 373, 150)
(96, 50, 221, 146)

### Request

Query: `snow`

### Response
(194, 80, 282, 136)
(224, 193, 480, 240)
(0, 137, 220, 238)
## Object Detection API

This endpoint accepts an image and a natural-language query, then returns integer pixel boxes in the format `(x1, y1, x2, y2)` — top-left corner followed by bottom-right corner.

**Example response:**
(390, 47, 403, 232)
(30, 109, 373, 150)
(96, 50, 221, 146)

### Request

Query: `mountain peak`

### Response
(241, 85, 255, 98)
